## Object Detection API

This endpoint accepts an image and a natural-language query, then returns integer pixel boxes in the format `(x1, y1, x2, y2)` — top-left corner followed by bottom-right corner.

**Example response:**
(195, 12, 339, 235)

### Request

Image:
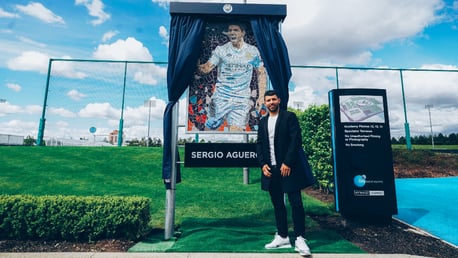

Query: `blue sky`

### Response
(0, 0, 457, 144)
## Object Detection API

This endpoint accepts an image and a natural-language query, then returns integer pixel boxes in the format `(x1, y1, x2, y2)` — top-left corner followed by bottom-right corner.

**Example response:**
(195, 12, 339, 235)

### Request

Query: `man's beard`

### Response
(268, 104, 279, 112)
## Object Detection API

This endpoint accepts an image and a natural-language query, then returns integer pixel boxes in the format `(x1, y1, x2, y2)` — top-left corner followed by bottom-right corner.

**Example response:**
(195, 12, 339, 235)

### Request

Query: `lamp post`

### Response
(293, 101, 304, 110)
(144, 99, 156, 147)
(425, 104, 434, 149)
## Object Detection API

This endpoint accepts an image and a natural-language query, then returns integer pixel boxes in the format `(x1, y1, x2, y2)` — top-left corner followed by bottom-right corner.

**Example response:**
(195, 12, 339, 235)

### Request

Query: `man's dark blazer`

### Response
(256, 109, 309, 192)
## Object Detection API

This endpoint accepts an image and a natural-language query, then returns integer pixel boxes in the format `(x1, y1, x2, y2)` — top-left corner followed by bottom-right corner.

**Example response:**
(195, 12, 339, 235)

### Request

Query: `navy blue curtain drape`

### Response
(163, 14, 292, 188)
(162, 15, 204, 188)
(251, 16, 292, 110)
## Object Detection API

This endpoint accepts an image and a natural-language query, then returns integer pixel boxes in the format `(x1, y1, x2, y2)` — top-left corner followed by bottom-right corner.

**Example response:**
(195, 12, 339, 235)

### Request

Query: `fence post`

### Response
(399, 70, 412, 150)
(37, 59, 53, 146)
(118, 61, 128, 147)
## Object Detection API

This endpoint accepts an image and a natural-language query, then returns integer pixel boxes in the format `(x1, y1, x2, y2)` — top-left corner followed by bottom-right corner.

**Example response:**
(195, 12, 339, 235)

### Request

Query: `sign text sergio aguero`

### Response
(184, 143, 258, 167)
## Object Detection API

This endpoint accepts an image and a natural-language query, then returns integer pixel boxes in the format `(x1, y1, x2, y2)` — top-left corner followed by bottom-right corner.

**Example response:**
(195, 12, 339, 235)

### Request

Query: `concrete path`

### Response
(0, 252, 431, 258)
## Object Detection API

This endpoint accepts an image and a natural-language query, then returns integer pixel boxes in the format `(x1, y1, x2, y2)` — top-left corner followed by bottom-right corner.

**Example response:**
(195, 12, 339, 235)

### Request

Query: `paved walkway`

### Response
(0, 253, 430, 258)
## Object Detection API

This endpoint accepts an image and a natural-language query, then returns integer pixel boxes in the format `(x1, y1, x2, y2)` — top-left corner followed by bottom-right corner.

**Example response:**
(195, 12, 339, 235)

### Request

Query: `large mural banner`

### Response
(187, 19, 267, 133)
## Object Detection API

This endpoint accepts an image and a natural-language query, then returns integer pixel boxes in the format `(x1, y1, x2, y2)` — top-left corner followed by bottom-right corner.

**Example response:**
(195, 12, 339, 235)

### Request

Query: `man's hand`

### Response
(280, 164, 291, 177)
(198, 61, 215, 74)
(262, 164, 272, 178)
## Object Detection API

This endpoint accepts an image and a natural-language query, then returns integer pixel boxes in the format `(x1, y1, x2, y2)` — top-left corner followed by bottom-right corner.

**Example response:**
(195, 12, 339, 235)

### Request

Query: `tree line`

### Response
(391, 133, 458, 145)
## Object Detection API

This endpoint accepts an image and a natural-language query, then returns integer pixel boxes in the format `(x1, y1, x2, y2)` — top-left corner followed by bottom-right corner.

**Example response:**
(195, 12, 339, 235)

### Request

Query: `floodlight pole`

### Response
(293, 101, 304, 110)
(425, 104, 434, 149)
(144, 100, 156, 147)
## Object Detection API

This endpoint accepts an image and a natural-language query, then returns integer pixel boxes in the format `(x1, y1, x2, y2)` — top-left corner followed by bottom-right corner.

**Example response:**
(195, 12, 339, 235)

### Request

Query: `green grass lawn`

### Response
(0, 146, 333, 229)
(0, 146, 367, 253)
(392, 144, 458, 150)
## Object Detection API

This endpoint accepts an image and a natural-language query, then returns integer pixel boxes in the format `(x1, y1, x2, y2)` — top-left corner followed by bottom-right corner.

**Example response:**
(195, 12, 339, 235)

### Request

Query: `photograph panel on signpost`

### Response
(187, 19, 267, 133)
(339, 95, 385, 123)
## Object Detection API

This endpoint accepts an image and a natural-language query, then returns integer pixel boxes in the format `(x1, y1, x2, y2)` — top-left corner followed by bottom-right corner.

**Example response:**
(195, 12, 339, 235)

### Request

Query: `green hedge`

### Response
(296, 104, 333, 192)
(0, 195, 151, 241)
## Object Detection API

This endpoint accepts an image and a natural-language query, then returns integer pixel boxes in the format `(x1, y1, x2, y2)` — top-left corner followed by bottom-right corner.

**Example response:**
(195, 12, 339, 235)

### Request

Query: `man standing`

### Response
(199, 23, 266, 132)
(256, 90, 311, 257)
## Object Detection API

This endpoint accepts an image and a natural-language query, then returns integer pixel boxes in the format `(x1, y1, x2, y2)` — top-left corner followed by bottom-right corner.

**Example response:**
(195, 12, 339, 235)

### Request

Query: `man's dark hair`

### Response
(228, 22, 246, 32)
(264, 90, 279, 98)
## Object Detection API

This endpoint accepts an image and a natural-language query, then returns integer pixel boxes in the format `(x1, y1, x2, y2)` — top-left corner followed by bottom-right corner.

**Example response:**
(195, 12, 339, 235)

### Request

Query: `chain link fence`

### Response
(36, 59, 458, 146)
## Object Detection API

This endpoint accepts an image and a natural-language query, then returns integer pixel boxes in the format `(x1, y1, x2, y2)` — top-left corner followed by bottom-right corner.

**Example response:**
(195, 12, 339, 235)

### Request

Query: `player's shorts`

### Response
(205, 90, 250, 129)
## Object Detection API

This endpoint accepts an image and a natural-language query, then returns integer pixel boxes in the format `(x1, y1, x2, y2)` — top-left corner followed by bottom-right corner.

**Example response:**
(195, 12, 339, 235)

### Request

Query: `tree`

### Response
(23, 135, 36, 146)
(435, 133, 446, 145)
(448, 133, 457, 145)
(126, 138, 141, 146)
(150, 137, 162, 147)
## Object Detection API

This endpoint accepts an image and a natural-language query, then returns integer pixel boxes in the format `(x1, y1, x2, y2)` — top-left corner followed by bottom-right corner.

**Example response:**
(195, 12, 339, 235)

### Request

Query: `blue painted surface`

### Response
(395, 177, 458, 246)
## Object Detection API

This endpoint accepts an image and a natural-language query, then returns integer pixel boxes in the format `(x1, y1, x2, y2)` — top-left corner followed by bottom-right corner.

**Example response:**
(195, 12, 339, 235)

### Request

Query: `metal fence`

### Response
(0, 134, 24, 145)
(36, 59, 458, 147)
(37, 59, 168, 146)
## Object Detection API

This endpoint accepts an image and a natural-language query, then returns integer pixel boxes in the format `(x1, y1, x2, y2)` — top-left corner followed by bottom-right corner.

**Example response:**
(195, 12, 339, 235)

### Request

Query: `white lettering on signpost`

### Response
(226, 151, 257, 159)
(191, 151, 224, 159)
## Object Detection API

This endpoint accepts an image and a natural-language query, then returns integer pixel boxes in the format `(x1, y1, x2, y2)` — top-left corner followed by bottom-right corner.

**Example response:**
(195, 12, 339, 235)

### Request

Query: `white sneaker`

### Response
(264, 233, 292, 249)
(295, 236, 311, 256)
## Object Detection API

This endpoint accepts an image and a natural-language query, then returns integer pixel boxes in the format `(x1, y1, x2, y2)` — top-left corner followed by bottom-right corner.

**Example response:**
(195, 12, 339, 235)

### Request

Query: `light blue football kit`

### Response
(205, 41, 263, 130)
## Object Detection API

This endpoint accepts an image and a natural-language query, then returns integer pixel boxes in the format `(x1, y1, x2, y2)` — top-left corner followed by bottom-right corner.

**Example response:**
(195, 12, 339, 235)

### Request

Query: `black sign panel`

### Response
(184, 143, 258, 167)
(329, 89, 397, 221)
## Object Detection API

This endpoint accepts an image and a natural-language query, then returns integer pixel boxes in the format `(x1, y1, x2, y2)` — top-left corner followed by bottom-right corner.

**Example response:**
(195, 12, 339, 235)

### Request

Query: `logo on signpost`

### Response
(353, 174, 366, 187)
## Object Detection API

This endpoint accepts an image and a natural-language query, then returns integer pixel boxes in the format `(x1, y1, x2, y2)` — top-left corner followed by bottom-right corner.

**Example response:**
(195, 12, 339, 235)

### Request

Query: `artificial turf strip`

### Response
(129, 218, 364, 253)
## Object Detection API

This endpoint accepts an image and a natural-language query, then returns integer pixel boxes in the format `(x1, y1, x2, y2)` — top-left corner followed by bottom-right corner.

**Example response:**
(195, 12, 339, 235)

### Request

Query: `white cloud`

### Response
(131, 64, 167, 85)
(123, 98, 166, 126)
(49, 107, 77, 118)
(6, 51, 49, 73)
(152, 0, 169, 9)
(242, 0, 444, 65)
(159, 26, 169, 47)
(0, 119, 37, 136)
(0, 7, 20, 18)
(286, 64, 458, 137)
(67, 89, 87, 101)
(56, 121, 70, 127)
(75, 0, 111, 26)
(6, 52, 86, 78)
(102, 30, 119, 42)
(15, 2, 65, 24)
(24, 105, 42, 115)
(0, 102, 21, 116)
(401, 65, 458, 108)
(6, 83, 21, 92)
(52, 59, 88, 79)
(1, 0, 455, 140)
(92, 37, 153, 61)
(134, 71, 159, 85)
(78, 102, 120, 119)
(0, 102, 41, 116)
(172, 0, 443, 65)
(17, 36, 47, 48)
